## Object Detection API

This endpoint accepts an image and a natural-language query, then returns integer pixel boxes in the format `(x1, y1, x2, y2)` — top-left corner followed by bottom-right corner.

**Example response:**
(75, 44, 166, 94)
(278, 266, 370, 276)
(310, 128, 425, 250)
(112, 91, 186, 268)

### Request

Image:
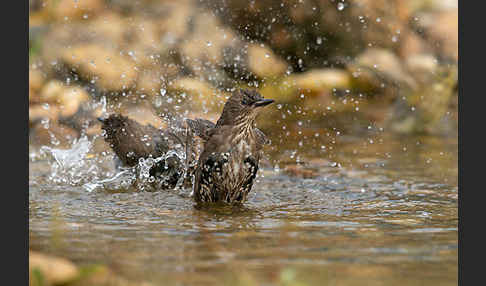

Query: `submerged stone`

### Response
(29, 251, 79, 286)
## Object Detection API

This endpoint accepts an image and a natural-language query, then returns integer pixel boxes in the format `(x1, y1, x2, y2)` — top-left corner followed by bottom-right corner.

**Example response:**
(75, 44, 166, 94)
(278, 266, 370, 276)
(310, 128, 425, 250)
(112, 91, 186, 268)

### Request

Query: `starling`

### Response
(98, 114, 186, 188)
(193, 89, 274, 204)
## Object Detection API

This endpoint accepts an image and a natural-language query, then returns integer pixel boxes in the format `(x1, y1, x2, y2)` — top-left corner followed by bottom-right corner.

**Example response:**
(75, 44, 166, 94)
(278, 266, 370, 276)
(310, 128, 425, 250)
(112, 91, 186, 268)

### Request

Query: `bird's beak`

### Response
(254, 99, 274, 107)
(97, 117, 107, 123)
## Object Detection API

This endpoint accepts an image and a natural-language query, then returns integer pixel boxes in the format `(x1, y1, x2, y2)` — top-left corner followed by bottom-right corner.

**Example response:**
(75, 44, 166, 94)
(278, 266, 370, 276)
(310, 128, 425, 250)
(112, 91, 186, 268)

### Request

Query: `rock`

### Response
(257, 69, 352, 117)
(29, 68, 45, 92)
(258, 77, 305, 105)
(59, 103, 103, 133)
(247, 44, 288, 78)
(398, 31, 431, 59)
(168, 78, 228, 112)
(289, 69, 351, 95)
(119, 104, 168, 130)
(128, 18, 160, 50)
(37, 81, 90, 118)
(29, 251, 79, 285)
(405, 54, 439, 84)
(49, 0, 104, 21)
(68, 264, 154, 286)
(411, 9, 458, 62)
(427, 10, 458, 61)
(39, 80, 65, 103)
(179, 11, 243, 88)
(257, 69, 351, 110)
(86, 12, 128, 45)
(157, 0, 194, 45)
(136, 66, 179, 99)
(122, 17, 172, 68)
(30, 120, 79, 147)
(388, 65, 457, 134)
(58, 86, 90, 117)
(29, 87, 37, 104)
(429, 0, 458, 11)
(204, 0, 409, 71)
(347, 48, 417, 92)
(136, 69, 164, 98)
(30, 78, 45, 104)
(169, 78, 219, 98)
(29, 104, 61, 124)
(61, 44, 137, 91)
(180, 12, 239, 67)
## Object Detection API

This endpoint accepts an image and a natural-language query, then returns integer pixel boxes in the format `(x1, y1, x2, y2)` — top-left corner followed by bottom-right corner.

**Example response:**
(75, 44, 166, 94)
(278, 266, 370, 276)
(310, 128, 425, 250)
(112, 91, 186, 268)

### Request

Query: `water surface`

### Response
(29, 132, 458, 285)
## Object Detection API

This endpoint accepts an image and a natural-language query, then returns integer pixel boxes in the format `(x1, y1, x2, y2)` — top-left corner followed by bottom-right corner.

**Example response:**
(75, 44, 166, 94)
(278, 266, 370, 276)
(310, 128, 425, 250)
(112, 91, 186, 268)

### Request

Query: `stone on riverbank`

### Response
(30, 251, 79, 286)
(61, 44, 137, 92)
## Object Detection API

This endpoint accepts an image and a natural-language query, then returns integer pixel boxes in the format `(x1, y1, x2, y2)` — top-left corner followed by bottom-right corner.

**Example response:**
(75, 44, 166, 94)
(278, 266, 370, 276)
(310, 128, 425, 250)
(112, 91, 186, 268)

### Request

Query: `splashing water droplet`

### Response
(154, 96, 163, 108)
(39, 136, 100, 186)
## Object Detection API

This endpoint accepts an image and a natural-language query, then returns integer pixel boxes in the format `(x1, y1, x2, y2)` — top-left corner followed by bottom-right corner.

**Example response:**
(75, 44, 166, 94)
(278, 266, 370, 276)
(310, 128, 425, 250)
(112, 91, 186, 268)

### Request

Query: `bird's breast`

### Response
(222, 140, 257, 183)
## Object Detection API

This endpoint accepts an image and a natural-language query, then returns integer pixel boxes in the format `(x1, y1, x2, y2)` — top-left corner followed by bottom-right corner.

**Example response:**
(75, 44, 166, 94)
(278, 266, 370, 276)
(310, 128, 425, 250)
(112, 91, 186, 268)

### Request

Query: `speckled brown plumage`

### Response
(99, 114, 186, 188)
(98, 89, 273, 197)
(193, 89, 274, 204)
(99, 114, 178, 166)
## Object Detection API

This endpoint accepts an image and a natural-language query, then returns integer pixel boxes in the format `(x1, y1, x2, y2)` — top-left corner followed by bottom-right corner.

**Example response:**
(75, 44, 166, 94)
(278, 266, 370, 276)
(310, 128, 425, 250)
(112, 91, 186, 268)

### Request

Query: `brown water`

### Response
(29, 132, 458, 286)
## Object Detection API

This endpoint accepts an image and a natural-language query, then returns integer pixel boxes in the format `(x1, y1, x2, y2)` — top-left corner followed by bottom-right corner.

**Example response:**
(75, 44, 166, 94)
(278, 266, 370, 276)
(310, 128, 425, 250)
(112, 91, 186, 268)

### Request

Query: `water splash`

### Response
(135, 150, 187, 192)
(32, 117, 195, 194)
(39, 135, 99, 186)
(82, 168, 135, 193)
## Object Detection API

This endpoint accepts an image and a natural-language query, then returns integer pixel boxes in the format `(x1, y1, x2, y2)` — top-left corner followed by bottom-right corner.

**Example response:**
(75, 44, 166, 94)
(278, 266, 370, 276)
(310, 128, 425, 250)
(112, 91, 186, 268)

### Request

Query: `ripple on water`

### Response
(29, 133, 457, 285)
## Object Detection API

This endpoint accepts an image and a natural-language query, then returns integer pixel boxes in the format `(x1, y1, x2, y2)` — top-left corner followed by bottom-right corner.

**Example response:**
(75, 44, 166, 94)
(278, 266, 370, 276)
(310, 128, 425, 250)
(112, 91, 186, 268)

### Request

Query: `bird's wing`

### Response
(184, 118, 216, 170)
(254, 128, 270, 147)
(100, 114, 168, 165)
(185, 118, 216, 141)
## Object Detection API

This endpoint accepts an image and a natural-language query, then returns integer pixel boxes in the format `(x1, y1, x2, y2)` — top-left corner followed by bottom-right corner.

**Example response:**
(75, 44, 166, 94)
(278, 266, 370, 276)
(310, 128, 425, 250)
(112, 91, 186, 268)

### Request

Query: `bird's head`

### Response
(216, 89, 274, 127)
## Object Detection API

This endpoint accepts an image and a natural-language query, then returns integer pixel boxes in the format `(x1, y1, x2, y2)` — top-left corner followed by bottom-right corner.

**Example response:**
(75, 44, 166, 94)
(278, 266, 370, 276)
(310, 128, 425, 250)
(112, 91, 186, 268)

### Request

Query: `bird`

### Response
(193, 88, 274, 204)
(98, 89, 273, 202)
(98, 114, 187, 188)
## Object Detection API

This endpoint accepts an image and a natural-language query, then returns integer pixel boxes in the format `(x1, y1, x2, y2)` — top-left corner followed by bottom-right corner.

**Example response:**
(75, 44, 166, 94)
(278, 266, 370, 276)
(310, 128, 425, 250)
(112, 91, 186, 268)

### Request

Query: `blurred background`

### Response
(29, 0, 457, 148)
(29, 1, 458, 286)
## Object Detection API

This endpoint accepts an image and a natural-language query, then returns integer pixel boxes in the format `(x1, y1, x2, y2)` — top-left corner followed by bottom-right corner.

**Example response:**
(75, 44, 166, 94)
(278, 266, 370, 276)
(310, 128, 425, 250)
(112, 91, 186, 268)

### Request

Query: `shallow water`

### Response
(29, 132, 457, 285)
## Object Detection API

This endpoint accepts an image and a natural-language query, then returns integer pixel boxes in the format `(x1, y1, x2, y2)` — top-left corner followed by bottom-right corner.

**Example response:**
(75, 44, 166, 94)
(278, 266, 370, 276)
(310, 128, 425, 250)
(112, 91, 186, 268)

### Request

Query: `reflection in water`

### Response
(29, 132, 457, 286)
